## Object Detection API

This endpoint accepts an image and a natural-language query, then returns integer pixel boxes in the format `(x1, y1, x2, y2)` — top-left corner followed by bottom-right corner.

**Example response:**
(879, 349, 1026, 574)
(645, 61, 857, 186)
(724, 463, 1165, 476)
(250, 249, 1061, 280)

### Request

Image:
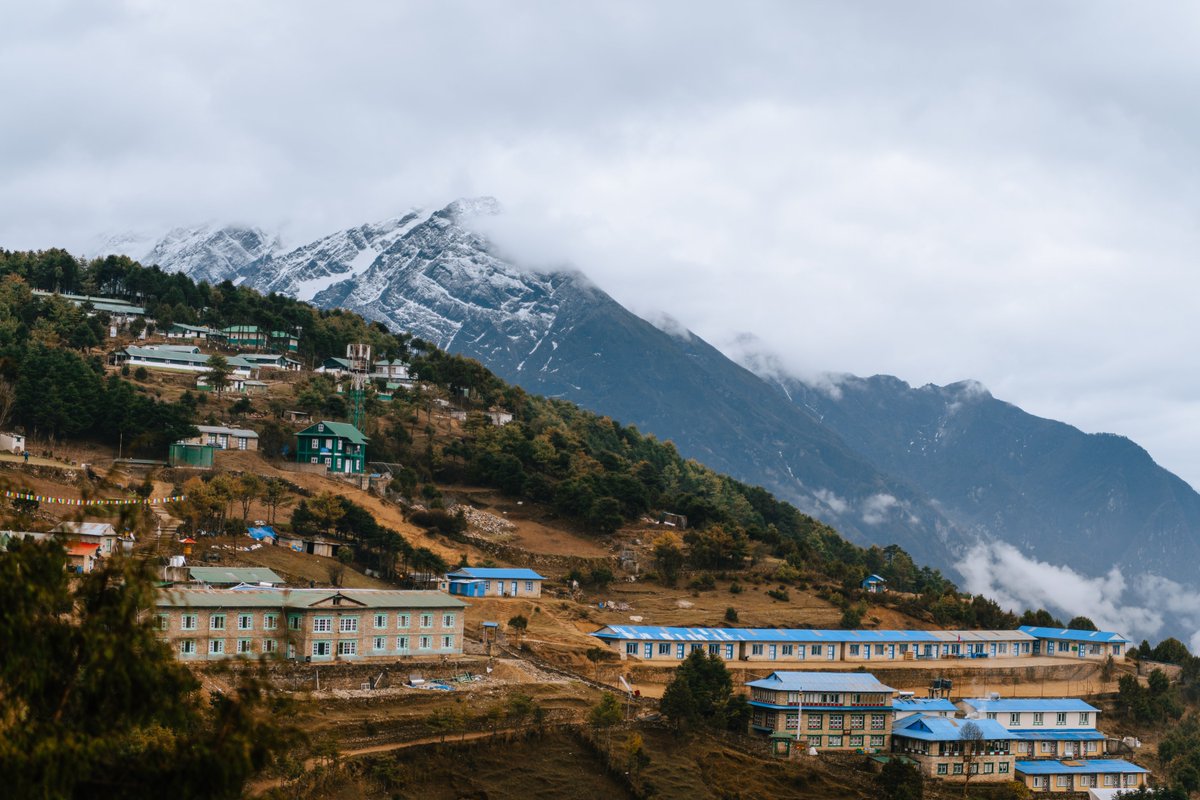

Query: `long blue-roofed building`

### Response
(959, 697, 1107, 760)
(588, 624, 1125, 665)
(1015, 758, 1148, 793)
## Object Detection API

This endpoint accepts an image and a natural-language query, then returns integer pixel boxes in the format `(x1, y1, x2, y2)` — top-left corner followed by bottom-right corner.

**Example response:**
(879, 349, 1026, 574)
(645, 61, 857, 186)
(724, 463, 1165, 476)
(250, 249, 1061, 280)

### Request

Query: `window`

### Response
(288, 614, 302, 630)
(374, 636, 387, 651)
(1055, 776, 1071, 788)
(807, 735, 821, 747)
(828, 714, 844, 730)
(626, 642, 638, 655)
(263, 640, 277, 654)
(807, 713, 823, 730)
(312, 641, 331, 657)
(420, 614, 433, 628)
(983, 762, 994, 774)
(998, 762, 1009, 774)
(1032, 777, 1045, 788)
(525, 580, 534, 592)
(442, 635, 454, 649)
(969, 763, 979, 775)
(870, 714, 886, 730)
(827, 735, 842, 748)
(936, 764, 948, 776)
(952, 763, 963, 775)
(181, 614, 197, 631)
(209, 640, 225, 655)
(339, 617, 358, 633)
(443, 613, 455, 627)
(1009, 712, 1021, 726)
(658, 643, 671, 655)
(313, 617, 332, 633)
(398, 614, 410, 628)
(419, 635, 432, 650)
(374, 613, 388, 629)
(1032, 712, 1044, 726)
(238, 614, 253, 630)
(1104, 775, 1115, 787)
(237, 639, 253, 654)
(752, 644, 764, 656)
(210, 614, 226, 631)
(1079, 712, 1091, 725)
(156, 614, 169, 630)
(1040, 741, 1055, 754)
(781, 645, 793, 656)
(870, 735, 885, 748)
(264, 614, 277, 630)
(1056, 712, 1067, 726)
(850, 714, 864, 729)
(180, 640, 196, 656)
(676, 644, 685, 659)
(1079, 775, 1094, 788)
(811, 645, 822, 656)
(337, 640, 357, 656)
(707, 643, 720, 656)
(483, 581, 491, 592)
(848, 735, 863, 747)
(849, 644, 860, 656)
(874, 644, 884, 655)
(986, 712, 997, 720)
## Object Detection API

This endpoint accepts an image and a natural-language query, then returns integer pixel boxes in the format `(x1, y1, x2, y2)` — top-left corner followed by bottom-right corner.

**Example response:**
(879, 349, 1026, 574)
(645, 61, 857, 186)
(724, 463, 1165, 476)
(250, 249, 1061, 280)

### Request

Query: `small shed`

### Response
(862, 574, 888, 593)
(446, 567, 546, 598)
(66, 542, 101, 573)
(169, 443, 215, 468)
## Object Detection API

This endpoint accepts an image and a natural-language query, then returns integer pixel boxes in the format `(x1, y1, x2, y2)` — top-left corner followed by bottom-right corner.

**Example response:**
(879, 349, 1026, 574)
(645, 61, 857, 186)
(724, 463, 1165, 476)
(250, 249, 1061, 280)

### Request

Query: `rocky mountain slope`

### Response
(105, 199, 1200, 591)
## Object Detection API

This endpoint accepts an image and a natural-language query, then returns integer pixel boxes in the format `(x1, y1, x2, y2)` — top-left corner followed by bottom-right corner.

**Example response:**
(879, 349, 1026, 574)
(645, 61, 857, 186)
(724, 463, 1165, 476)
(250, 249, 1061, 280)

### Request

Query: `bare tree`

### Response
(958, 720, 986, 799)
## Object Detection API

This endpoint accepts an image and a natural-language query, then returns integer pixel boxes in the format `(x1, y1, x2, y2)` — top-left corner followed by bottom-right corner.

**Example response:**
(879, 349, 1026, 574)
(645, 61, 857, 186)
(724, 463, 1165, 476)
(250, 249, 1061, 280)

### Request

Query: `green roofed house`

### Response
(270, 330, 299, 352)
(297, 420, 368, 474)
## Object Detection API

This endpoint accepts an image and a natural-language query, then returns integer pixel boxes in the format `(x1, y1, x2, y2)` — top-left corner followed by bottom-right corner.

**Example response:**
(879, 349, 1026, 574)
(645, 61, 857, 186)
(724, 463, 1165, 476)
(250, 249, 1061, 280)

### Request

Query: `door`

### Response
(864, 645, 871, 660)
(888, 645, 896, 660)
(797, 645, 805, 660)
(1078, 644, 1086, 659)
(990, 643, 997, 657)
(769, 645, 777, 660)
(511, 581, 519, 595)
(827, 646, 836, 661)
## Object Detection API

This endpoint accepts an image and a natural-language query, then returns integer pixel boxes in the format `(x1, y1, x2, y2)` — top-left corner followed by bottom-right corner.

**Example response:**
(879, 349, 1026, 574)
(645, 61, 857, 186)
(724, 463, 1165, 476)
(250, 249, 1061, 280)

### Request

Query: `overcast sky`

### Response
(5, 1, 1200, 486)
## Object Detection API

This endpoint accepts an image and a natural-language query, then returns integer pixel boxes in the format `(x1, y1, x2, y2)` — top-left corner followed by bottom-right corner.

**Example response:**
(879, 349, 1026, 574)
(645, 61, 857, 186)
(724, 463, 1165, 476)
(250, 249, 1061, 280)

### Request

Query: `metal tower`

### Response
(346, 343, 372, 430)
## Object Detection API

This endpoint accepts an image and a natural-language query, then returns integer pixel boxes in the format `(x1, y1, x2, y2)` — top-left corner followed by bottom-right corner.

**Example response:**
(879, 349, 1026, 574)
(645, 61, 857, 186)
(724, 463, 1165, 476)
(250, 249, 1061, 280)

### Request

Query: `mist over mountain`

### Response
(102, 199, 1200, 643)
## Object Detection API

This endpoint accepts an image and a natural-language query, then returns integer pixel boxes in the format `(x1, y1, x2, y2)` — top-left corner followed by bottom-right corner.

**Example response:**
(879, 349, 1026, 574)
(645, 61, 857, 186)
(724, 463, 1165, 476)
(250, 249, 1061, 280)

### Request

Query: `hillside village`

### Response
(2, 262, 1198, 800)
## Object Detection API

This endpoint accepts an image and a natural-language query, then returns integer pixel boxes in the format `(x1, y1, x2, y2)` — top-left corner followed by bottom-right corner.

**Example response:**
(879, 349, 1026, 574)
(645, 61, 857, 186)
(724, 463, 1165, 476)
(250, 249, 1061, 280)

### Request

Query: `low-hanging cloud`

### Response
(957, 541, 1200, 652)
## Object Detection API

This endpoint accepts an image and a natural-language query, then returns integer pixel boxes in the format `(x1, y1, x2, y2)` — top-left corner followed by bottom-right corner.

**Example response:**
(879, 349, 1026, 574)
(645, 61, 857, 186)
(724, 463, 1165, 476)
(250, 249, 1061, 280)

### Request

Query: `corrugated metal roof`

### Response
(928, 630, 1036, 642)
(893, 714, 1013, 741)
(1011, 729, 1106, 741)
(961, 698, 1100, 713)
(592, 625, 942, 643)
(156, 588, 467, 609)
(52, 521, 117, 537)
(448, 568, 545, 580)
(1015, 759, 1147, 775)
(1018, 626, 1131, 644)
(893, 698, 958, 713)
(187, 567, 283, 585)
(746, 671, 895, 693)
(195, 425, 259, 439)
(298, 420, 368, 444)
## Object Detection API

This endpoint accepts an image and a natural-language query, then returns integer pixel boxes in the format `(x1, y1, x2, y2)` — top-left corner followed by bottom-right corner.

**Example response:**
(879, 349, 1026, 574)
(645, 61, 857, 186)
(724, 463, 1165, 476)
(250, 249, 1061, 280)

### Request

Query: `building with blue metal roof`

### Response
(1018, 626, 1130, 661)
(747, 671, 895, 752)
(446, 567, 545, 598)
(591, 624, 1053, 665)
(891, 713, 1017, 782)
(1015, 759, 1148, 793)
(893, 697, 958, 720)
(959, 697, 1100, 733)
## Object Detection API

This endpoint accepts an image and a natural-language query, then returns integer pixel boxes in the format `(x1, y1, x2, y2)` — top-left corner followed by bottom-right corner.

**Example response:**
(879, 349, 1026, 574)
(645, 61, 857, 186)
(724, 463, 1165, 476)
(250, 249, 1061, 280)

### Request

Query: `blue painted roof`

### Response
(862, 574, 886, 583)
(746, 671, 894, 693)
(1015, 759, 1147, 775)
(1019, 626, 1130, 644)
(893, 714, 1013, 741)
(1011, 729, 1106, 741)
(447, 568, 545, 581)
(893, 698, 958, 713)
(962, 698, 1100, 713)
(591, 625, 941, 643)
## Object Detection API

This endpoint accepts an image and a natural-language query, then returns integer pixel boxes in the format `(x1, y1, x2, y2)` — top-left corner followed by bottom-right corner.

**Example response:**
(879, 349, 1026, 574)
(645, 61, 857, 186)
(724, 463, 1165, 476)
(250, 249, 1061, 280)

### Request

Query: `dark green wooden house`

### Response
(296, 421, 368, 474)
